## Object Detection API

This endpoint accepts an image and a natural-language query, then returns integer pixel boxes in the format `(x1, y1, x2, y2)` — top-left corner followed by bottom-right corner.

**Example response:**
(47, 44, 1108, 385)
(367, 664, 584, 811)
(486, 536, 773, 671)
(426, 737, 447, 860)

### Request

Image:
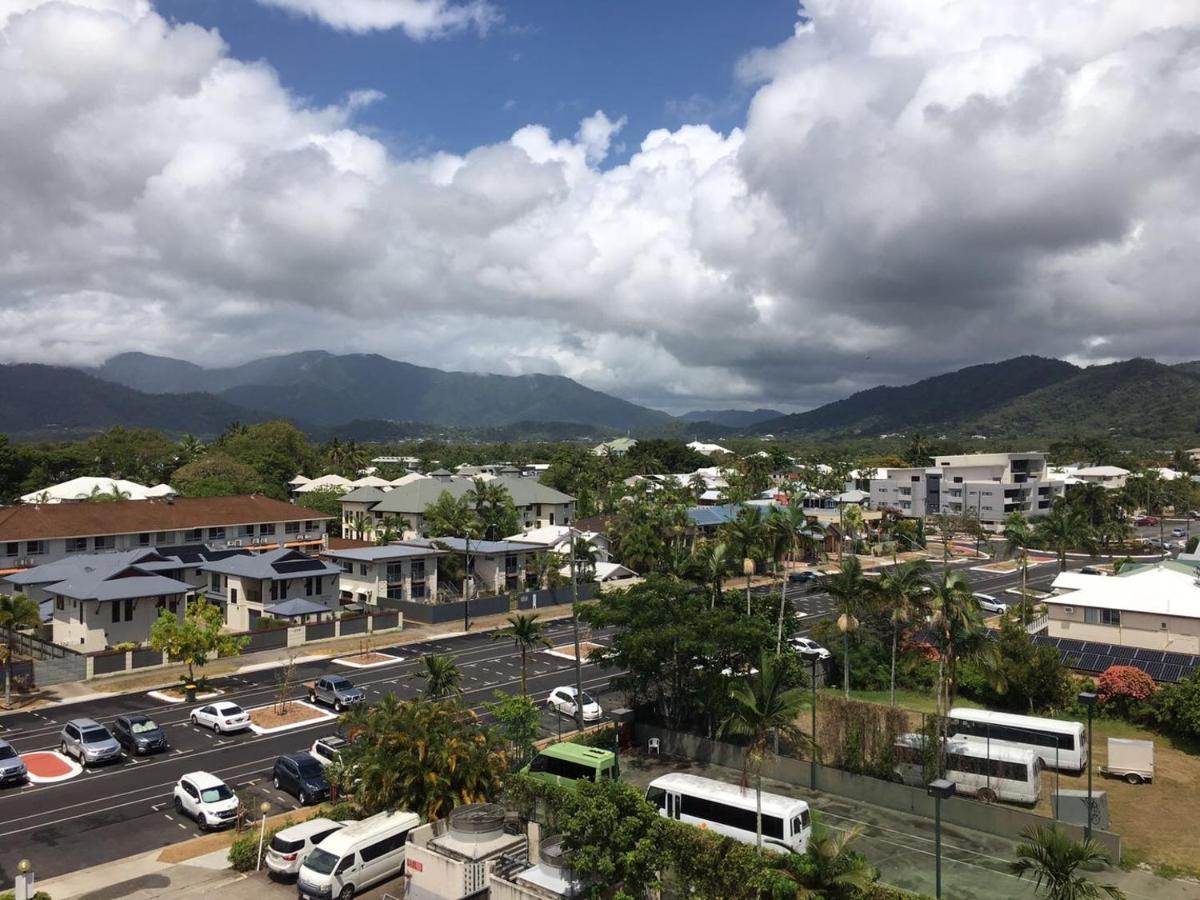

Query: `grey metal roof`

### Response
(11, 550, 193, 601)
(264, 598, 333, 617)
(341, 486, 390, 503)
(199, 547, 340, 579)
(323, 545, 446, 563)
(401, 537, 542, 555)
(52, 573, 191, 602)
(5, 549, 169, 587)
(363, 475, 573, 516)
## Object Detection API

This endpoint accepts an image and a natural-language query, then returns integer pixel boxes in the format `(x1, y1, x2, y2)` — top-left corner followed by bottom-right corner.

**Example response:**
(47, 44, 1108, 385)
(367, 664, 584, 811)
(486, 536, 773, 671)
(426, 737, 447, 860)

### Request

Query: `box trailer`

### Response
(1100, 737, 1153, 784)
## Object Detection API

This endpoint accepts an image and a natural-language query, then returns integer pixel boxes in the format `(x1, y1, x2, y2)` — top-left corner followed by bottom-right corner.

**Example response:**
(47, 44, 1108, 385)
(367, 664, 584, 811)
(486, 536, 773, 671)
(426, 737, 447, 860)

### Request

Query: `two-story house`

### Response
(0, 496, 334, 570)
(323, 544, 445, 608)
(339, 474, 575, 542)
(199, 547, 342, 631)
(396, 537, 542, 598)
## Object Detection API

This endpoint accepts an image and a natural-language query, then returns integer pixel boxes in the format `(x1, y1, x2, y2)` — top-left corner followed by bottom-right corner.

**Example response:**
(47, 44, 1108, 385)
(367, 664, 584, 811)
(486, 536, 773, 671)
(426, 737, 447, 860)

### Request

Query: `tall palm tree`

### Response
(723, 506, 765, 615)
(928, 569, 1006, 713)
(1034, 504, 1096, 572)
(177, 433, 205, 466)
(531, 552, 568, 591)
(412, 654, 463, 699)
(1003, 512, 1034, 624)
(346, 511, 371, 541)
(689, 540, 731, 609)
(373, 515, 411, 546)
(493, 613, 551, 695)
(1010, 825, 1125, 900)
(717, 652, 813, 852)
(423, 491, 483, 598)
(874, 559, 932, 707)
(467, 478, 517, 539)
(0, 593, 40, 708)
(817, 556, 871, 698)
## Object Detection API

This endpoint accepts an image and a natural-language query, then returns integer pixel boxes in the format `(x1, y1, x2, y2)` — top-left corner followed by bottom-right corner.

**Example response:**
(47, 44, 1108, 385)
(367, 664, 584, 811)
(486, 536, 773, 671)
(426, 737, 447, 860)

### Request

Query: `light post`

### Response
(14, 859, 33, 900)
(463, 532, 472, 632)
(928, 778, 956, 899)
(256, 801, 271, 871)
(1078, 691, 1097, 840)
(570, 528, 585, 733)
(810, 656, 818, 791)
(743, 557, 754, 616)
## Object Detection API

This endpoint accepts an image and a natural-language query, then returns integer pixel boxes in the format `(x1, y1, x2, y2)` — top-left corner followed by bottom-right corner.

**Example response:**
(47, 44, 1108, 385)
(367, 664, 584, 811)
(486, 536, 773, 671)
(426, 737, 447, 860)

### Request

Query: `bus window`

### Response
(645, 786, 667, 810)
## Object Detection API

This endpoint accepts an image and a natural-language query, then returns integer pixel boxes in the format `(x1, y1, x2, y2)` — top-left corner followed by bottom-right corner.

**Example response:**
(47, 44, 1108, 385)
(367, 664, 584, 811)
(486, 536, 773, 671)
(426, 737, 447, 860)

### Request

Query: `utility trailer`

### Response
(1100, 737, 1153, 784)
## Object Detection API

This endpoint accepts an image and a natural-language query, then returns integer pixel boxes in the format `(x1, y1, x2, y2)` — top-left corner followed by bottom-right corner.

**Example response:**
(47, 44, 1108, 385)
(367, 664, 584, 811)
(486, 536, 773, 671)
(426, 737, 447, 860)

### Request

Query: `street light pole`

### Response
(1079, 691, 1097, 841)
(256, 801, 271, 871)
(570, 528, 585, 733)
(810, 657, 818, 790)
(463, 533, 471, 632)
(928, 779, 956, 899)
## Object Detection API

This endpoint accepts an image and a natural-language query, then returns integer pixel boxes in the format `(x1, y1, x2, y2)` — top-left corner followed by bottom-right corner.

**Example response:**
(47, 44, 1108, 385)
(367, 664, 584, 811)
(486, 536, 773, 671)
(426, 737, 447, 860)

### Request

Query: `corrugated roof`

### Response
(0, 496, 332, 542)
(324, 545, 446, 562)
(402, 537, 541, 555)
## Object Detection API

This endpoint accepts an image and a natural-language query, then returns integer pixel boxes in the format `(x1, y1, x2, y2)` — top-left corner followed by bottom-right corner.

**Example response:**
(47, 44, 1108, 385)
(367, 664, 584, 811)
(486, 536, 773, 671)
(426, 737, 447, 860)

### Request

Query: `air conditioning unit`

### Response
(227, 539, 242, 548)
(16, 557, 31, 567)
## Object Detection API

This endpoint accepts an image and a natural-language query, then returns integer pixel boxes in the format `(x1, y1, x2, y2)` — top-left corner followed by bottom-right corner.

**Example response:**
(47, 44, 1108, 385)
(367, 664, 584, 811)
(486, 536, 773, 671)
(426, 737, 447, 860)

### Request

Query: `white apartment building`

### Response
(869, 452, 1063, 528)
(323, 544, 444, 607)
(199, 547, 341, 631)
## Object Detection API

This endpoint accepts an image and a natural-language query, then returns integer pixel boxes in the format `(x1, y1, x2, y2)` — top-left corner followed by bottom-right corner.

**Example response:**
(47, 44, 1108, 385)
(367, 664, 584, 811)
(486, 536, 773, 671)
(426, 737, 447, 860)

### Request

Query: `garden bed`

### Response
(247, 700, 337, 734)
(545, 641, 606, 662)
(148, 686, 223, 703)
(333, 651, 398, 669)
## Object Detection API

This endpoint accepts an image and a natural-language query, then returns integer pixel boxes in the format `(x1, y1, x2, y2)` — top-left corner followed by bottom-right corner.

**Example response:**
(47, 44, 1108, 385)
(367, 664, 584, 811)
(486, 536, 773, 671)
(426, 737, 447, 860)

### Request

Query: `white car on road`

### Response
(790, 637, 832, 661)
(173, 771, 239, 832)
(190, 701, 251, 734)
(547, 686, 602, 722)
(974, 593, 1008, 615)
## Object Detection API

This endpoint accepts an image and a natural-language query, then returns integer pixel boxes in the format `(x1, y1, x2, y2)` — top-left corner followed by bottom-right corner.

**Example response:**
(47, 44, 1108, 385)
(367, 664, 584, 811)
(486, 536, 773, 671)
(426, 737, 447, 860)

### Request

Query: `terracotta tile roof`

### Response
(0, 495, 333, 542)
(326, 537, 375, 551)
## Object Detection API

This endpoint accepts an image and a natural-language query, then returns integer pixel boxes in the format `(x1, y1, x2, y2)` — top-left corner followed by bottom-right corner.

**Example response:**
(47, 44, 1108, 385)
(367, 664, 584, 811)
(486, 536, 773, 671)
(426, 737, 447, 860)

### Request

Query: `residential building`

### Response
(323, 544, 444, 607)
(198, 547, 342, 631)
(3, 549, 198, 652)
(1047, 563, 1200, 654)
(398, 537, 542, 597)
(19, 477, 175, 505)
(0, 496, 333, 570)
(1071, 466, 1131, 489)
(339, 475, 575, 542)
(504, 525, 611, 562)
(869, 452, 1063, 528)
(686, 441, 732, 456)
(591, 438, 637, 457)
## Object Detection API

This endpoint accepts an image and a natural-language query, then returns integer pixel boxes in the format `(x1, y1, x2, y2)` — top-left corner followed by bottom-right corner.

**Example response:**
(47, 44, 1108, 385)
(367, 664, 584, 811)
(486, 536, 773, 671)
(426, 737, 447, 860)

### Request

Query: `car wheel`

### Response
(59, 741, 67, 756)
(212, 720, 221, 733)
(334, 700, 343, 712)
(198, 817, 209, 833)
(273, 776, 281, 790)
(977, 788, 997, 803)
(174, 796, 185, 814)
(190, 714, 199, 726)
(298, 790, 308, 805)
(1125, 773, 1144, 785)
(308, 693, 316, 703)
(338, 885, 355, 900)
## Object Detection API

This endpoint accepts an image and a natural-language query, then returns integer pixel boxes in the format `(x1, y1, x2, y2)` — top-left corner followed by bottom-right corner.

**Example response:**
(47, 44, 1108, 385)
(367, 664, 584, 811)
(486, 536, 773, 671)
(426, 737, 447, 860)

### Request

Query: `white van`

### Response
(297, 809, 420, 900)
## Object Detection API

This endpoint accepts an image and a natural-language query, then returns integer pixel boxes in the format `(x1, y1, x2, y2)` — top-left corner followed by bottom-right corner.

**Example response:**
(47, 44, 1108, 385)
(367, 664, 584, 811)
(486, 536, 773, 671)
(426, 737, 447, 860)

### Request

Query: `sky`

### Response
(1, 1, 1198, 416)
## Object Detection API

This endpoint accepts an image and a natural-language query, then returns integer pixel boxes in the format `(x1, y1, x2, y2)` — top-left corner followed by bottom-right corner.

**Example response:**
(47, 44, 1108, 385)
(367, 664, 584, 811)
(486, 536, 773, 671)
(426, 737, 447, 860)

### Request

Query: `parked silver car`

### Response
(60, 718, 122, 767)
(0, 739, 28, 785)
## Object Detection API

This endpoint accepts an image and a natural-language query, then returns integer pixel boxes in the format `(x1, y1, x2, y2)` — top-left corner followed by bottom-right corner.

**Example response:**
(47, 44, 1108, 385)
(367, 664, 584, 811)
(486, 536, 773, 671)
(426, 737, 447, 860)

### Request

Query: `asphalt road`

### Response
(0, 621, 620, 887)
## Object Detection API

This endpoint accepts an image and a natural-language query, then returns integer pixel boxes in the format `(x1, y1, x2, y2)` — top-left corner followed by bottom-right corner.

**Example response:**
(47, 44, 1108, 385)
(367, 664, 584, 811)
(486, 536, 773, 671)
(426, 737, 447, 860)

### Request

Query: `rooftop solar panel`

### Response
(1143, 662, 1166, 680)
(1077, 653, 1101, 672)
(1134, 648, 1164, 662)
(1161, 664, 1184, 683)
(1058, 639, 1087, 653)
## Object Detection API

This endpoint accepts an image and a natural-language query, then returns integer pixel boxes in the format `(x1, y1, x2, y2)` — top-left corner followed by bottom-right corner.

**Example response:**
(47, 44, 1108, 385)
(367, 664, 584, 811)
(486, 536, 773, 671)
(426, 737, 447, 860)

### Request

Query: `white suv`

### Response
(790, 637, 832, 660)
(974, 593, 1008, 615)
(173, 771, 239, 832)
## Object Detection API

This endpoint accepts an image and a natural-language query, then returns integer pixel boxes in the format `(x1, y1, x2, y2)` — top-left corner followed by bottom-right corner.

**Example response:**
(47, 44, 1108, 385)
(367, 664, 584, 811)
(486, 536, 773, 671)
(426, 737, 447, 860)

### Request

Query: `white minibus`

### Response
(645, 772, 811, 854)
(298, 809, 420, 900)
(893, 733, 1042, 805)
(948, 707, 1086, 772)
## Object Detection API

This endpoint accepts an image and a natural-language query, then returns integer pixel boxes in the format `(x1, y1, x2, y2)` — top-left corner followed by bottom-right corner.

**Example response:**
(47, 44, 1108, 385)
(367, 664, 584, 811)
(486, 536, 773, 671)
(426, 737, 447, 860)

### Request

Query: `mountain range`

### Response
(2, 351, 1199, 442)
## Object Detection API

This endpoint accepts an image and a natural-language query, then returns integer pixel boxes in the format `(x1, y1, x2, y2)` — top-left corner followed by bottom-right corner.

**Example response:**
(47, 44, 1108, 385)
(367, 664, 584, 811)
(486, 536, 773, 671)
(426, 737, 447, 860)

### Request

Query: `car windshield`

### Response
(200, 784, 233, 803)
(131, 720, 158, 734)
(82, 728, 111, 743)
(0, 745, 16, 760)
(328, 677, 350, 688)
(297, 760, 324, 779)
(581, 692, 597, 705)
(305, 848, 339, 875)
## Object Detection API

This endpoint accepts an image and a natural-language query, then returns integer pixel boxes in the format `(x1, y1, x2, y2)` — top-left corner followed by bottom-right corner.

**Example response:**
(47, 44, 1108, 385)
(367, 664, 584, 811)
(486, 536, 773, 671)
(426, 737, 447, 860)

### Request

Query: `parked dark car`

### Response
(788, 571, 819, 584)
(113, 714, 169, 755)
(272, 752, 329, 805)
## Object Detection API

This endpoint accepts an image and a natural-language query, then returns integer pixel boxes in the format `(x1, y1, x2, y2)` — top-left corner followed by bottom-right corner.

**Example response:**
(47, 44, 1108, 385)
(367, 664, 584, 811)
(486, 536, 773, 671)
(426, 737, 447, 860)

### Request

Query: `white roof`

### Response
(348, 475, 392, 488)
(558, 560, 636, 582)
(20, 477, 175, 504)
(391, 473, 428, 486)
(1074, 466, 1130, 477)
(294, 474, 352, 492)
(288, 474, 311, 486)
(648, 773, 808, 816)
(686, 441, 732, 455)
(1049, 565, 1200, 618)
(948, 707, 1083, 735)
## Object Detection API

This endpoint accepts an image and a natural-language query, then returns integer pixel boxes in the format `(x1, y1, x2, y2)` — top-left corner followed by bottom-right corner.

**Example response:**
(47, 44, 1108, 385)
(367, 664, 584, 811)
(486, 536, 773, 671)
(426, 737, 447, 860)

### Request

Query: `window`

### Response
(94, 535, 114, 551)
(334, 855, 356, 875)
(1083, 608, 1121, 626)
(549, 513, 555, 525)
(156, 531, 170, 543)
(208, 527, 226, 540)
(305, 521, 316, 531)
(242, 525, 256, 537)
(678, 795, 784, 840)
(210, 573, 222, 592)
(386, 562, 403, 582)
(56, 596, 64, 610)
(260, 523, 276, 536)
(230, 588, 238, 604)
(184, 528, 202, 542)
(68, 537, 88, 553)
(284, 521, 300, 536)
(360, 834, 403, 862)
(359, 564, 368, 577)
(27, 540, 46, 555)
(138, 533, 151, 547)
(111, 600, 120, 623)
(528, 754, 599, 782)
(124, 598, 134, 621)
(4, 542, 17, 557)
(306, 577, 314, 597)
(645, 786, 667, 809)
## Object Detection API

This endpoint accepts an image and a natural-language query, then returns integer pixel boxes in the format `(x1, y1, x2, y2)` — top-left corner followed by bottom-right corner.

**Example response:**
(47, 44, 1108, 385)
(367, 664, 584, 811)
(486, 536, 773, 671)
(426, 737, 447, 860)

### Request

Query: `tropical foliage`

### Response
(149, 597, 248, 685)
(0, 592, 40, 706)
(493, 613, 552, 695)
(1010, 825, 1125, 900)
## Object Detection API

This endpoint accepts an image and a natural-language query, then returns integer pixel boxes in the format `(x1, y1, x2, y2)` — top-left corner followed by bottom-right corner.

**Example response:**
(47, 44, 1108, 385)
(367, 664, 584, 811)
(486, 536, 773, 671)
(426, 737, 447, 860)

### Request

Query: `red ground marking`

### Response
(22, 751, 74, 778)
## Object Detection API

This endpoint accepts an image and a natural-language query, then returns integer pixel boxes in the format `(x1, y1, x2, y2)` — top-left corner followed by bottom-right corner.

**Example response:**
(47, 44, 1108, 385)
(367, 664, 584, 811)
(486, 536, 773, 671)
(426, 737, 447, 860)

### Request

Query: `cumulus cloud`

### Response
(254, 0, 498, 38)
(0, 0, 1198, 413)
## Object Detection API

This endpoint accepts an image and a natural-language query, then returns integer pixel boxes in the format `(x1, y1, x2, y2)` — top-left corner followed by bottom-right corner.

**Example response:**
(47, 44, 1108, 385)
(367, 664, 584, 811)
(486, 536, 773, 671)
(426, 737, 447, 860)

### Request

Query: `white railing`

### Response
(1025, 613, 1049, 634)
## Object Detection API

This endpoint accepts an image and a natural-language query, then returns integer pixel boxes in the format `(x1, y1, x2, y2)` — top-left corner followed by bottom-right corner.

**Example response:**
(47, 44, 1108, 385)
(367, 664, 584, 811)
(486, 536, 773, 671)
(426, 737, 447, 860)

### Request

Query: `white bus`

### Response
(893, 734, 1042, 805)
(645, 772, 811, 854)
(948, 707, 1087, 773)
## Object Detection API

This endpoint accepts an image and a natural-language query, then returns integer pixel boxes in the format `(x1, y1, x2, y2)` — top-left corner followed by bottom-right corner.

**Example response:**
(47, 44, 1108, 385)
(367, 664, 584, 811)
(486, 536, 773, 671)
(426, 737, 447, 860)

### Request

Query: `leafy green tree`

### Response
(0, 593, 40, 707)
(493, 613, 552, 695)
(176, 433, 206, 466)
(467, 477, 520, 539)
(85, 427, 178, 483)
(412, 653, 463, 699)
(172, 452, 263, 497)
(485, 692, 541, 767)
(294, 485, 345, 518)
(1003, 511, 1035, 622)
(718, 652, 813, 852)
(769, 823, 879, 898)
(149, 598, 249, 685)
(609, 484, 689, 575)
(1010, 825, 1125, 900)
(963, 619, 1072, 714)
(874, 559, 931, 707)
(340, 695, 506, 820)
(817, 556, 871, 698)
(373, 515, 410, 545)
(723, 505, 767, 615)
(220, 421, 314, 498)
(689, 540, 732, 609)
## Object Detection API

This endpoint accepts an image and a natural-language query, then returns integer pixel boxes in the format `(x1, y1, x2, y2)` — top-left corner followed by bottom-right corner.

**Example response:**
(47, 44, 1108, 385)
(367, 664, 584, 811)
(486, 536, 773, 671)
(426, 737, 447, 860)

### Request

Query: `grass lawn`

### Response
(817, 687, 984, 715)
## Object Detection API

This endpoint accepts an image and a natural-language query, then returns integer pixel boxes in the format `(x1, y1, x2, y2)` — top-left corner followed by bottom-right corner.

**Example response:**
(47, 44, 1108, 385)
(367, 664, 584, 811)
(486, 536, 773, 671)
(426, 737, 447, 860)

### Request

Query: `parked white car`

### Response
(173, 771, 239, 832)
(974, 593, 1008, 615)
(310, 735, 348, 768)
(190, 701, 251, 734)
(547, 686, 602, 722)
(790, 637, 832, 661)
(266, 817, 349, 878)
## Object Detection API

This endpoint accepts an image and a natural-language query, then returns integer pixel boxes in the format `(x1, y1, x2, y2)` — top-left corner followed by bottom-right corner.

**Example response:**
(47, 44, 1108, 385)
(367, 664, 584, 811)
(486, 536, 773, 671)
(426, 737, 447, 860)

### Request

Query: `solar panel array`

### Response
(1032, 635, 1200, 683)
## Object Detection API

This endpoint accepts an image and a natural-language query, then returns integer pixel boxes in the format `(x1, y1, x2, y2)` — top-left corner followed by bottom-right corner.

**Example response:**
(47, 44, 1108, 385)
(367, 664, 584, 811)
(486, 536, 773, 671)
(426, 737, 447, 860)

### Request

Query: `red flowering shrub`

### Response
(1097, 665, 1156, 718)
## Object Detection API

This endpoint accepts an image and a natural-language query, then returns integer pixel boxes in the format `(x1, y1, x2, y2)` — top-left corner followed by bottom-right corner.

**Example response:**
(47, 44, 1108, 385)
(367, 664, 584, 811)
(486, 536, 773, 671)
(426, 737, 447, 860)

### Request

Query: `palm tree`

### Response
(928, 568, 1006, 713)
(177, 433, 205, 466)
(689, 540, 731, 609)
(466, 478, 517, 539)
(874, 559, 932, 707)
(1002, 511, 1035, 623)
(493, 613, 551, 695)
(0, 593, 40, 708)
(423, 491, 483, 598)
(568, 535, 599, 582)
(1010, 825, 1125, 900)
(346, 511, 371, 541)
(412, 654, 463, 699)
(531, 552, 568, 591)
(723, 506, 765, 615)
(776, 824, 878, 898)
(817, 556, 871, 698)
(373, 515, 411, 546)
(717, 652, 813, 852)
(1035, 504, 1096, 572)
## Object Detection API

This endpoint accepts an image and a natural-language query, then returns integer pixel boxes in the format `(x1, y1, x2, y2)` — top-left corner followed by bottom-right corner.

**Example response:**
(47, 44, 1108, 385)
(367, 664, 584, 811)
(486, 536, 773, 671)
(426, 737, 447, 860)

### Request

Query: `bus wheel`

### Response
(977, 788, 997, 803)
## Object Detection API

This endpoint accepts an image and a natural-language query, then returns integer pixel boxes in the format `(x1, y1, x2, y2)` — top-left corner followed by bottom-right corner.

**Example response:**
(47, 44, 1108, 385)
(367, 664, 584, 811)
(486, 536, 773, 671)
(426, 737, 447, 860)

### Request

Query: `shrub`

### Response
(112, 641, 140, 652)
(0, 893, 52, 900)
(1139, 669, 1200, 741)
(228, 818, 295, 871)
(1097, 666, 1156, 719)
(321, 800, 360, 821)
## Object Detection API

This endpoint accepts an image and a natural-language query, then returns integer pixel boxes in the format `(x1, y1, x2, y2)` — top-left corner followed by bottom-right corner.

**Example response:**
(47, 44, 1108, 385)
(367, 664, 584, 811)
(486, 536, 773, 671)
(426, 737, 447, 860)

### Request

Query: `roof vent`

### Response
(538, 837, 574, 875)
(448, 803, 505, 843)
